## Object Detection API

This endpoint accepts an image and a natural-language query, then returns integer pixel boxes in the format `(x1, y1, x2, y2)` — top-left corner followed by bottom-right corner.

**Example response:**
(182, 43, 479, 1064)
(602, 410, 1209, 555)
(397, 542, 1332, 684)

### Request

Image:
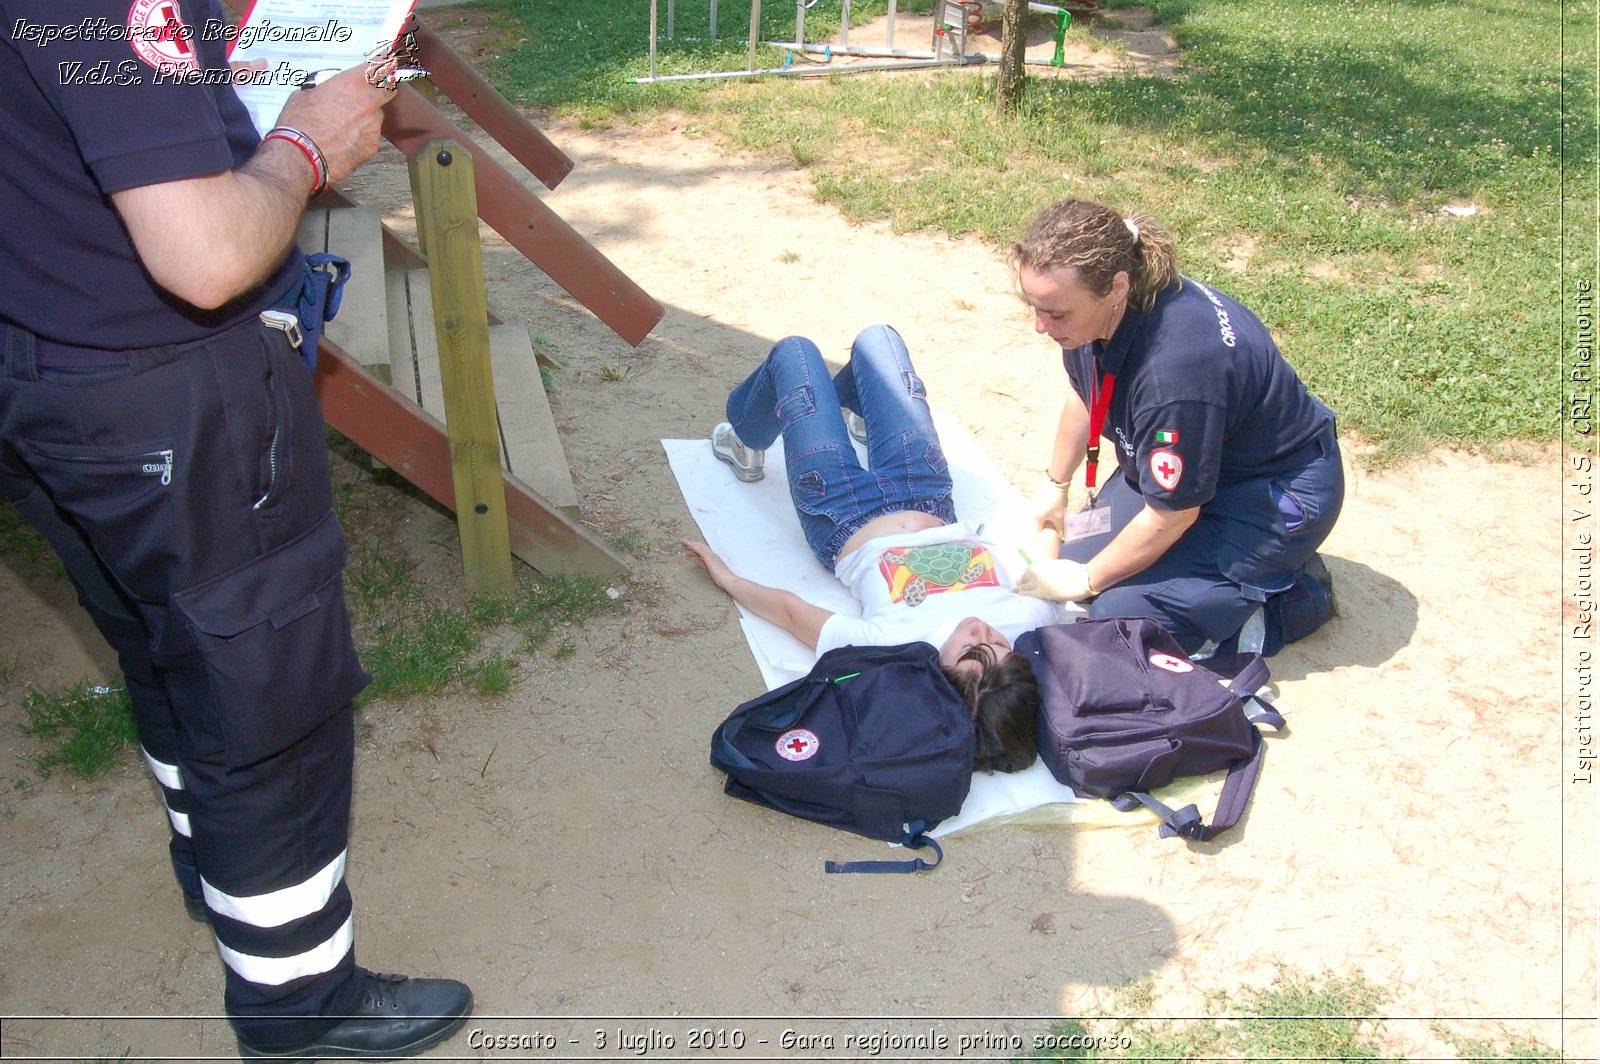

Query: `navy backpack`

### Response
(709, 642, 974, 872)
(1016, 618, 1285, 841)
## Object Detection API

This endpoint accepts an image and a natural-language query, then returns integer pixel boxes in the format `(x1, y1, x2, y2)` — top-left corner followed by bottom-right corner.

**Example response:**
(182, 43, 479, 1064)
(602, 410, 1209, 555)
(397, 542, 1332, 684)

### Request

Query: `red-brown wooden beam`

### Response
(412, 18, 575, 192)
(382, 90, 663, 348)
(314, 338, 629, 579)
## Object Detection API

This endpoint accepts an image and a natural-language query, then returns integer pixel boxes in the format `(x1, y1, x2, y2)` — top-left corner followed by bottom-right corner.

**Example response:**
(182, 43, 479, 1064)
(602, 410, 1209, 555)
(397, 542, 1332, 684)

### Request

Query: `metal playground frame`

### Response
(635, 0, 1092, 84)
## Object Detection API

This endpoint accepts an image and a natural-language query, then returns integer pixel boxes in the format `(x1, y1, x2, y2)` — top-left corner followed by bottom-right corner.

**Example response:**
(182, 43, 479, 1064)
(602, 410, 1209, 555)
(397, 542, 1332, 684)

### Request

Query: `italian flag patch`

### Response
(1155, 429, 1179, 444)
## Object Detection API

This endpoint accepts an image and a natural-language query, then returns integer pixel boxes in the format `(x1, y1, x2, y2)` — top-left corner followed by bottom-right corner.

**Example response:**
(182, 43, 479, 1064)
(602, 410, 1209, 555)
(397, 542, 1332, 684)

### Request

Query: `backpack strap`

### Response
(1223, 655, 1287, 731)
(824, 823, 944, 874)
(1225, 655, 1270, 697)
(1115, 727, 1269, 842)
(1244, 700, 1286, 730)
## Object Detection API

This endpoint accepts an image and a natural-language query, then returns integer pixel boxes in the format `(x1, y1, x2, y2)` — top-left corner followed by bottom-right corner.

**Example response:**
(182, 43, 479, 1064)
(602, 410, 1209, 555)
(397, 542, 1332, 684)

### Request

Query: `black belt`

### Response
(8, 311, 277, 371)
(30, 336, 136, 369)
(8, 273, 304, 371)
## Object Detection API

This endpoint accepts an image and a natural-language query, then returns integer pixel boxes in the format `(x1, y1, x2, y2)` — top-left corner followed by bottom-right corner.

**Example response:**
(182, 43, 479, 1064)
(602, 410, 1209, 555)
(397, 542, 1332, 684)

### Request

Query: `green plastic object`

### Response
(1051, 8, 1071, 67)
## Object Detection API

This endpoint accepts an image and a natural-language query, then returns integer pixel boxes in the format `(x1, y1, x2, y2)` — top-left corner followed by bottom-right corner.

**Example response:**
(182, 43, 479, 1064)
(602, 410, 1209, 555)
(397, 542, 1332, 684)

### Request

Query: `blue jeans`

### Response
(726, 325, 957, 570)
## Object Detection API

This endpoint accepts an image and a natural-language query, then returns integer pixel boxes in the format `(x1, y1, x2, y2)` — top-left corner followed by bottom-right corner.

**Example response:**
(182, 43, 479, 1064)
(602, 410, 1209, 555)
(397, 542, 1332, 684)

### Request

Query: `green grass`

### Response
(20, 682, 138, 779)
(1020, 968, 1560, 1062)
(482, 0, 939, 121)
(0, 499, 49, 560)
(606, 527, 655, 557)
(320, 432, 627, 699)
(0, 497, 63, 577)
(354, 580, 619, 701)
(469, 0, 1589, 462)
(465, 571, 625, 652)
(1446, 1033, 1568, 1063)
(532, 333, 564, 393)
(354, 559, 622, 702)
(359, 602, 480, 702)
(465, 650, 515, 695)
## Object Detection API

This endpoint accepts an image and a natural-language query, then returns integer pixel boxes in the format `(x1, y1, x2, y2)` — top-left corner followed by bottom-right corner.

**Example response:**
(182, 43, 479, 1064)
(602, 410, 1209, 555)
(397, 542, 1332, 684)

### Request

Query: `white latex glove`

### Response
(1016, 558, 1096, 602)
(1030, 478, 1072, 534)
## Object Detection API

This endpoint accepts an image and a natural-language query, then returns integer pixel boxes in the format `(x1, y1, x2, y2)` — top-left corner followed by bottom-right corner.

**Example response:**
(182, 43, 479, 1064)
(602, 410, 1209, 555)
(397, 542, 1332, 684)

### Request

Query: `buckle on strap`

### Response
(258, 309, 303, 350)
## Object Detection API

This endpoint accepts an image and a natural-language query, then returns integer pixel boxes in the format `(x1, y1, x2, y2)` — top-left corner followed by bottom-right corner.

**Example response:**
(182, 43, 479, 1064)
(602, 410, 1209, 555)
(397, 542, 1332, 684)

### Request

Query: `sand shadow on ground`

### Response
(1268, 554, 1417, 685)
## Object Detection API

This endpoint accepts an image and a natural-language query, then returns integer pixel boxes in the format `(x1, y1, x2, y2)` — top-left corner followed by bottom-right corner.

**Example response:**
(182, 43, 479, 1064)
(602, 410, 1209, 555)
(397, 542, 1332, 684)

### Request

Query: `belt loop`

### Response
(3, 323, 41, 382)
(125, 343, 182, 376)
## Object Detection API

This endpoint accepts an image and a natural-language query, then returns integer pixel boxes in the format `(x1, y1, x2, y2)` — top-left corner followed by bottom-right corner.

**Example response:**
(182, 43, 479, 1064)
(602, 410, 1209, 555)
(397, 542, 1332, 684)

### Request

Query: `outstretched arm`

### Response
(682, 540, 833, 650)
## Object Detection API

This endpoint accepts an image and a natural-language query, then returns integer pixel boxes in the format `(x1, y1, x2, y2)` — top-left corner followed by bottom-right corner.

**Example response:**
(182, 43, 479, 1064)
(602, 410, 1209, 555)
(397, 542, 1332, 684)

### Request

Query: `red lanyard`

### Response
(1085, 371, 1116, 493)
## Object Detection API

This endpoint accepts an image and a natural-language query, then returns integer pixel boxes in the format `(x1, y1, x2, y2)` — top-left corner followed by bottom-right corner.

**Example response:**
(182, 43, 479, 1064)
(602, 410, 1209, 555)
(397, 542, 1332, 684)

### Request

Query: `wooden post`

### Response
(410, 140, 516, 594)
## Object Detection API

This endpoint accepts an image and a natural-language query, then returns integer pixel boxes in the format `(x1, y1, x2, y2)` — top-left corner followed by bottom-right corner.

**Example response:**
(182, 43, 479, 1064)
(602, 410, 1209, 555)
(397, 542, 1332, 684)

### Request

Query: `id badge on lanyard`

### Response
(1063, 370, 1116, 544)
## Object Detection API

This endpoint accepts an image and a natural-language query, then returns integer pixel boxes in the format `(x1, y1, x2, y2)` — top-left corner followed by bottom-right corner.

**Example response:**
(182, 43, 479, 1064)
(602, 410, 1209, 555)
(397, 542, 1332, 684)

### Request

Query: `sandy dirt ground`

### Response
(1, 9, 1596, 1063)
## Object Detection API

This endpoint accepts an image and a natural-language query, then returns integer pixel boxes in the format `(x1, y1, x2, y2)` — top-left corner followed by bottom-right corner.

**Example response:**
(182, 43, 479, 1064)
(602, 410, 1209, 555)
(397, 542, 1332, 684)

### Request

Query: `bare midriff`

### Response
(836, 509, 948, 564)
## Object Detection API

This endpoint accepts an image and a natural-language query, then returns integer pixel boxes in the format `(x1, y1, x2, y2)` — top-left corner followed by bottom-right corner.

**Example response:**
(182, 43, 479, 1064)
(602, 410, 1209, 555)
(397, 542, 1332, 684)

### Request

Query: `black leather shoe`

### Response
(1300, 552, 1337, 617)
(237, 971, 473, 1060)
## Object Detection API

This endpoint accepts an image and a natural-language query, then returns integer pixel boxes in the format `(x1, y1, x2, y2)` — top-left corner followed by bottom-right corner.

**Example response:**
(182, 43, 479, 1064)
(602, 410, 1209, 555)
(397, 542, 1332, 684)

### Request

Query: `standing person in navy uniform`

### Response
(1011, 199, 1342, 657)
(0, 2, 472, 1058)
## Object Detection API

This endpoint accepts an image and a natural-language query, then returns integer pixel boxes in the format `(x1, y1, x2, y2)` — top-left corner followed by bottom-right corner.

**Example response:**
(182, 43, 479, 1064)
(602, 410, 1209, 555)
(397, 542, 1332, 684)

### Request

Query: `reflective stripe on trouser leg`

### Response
(204, 851, 347, 929)
(142, 746, 192, 839)
(184, 708, 361, 1046)
(142, 743, 206, 913)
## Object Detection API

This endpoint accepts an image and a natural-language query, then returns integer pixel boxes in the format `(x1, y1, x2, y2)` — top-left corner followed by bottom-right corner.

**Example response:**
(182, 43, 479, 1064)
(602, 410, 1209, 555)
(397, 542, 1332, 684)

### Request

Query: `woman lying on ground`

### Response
(683, 324, 1060, 774)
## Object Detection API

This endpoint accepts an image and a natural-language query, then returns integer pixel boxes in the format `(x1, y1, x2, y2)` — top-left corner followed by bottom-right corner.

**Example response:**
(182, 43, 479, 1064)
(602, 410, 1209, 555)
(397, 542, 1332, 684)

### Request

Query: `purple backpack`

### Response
(1016, 618, 1285, 841)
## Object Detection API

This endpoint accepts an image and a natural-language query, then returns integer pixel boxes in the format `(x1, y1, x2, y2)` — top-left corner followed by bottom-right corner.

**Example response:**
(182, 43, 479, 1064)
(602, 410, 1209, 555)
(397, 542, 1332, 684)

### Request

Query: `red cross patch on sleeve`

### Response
(1150, 448, 1184, 492)
(128, 0, 200, 75)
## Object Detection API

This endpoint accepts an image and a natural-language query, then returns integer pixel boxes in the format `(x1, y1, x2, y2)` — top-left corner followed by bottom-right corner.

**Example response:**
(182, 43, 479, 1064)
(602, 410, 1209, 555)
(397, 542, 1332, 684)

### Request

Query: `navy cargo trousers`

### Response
(0, 318, 368, 1046)
(1060, 427, 1344, 656)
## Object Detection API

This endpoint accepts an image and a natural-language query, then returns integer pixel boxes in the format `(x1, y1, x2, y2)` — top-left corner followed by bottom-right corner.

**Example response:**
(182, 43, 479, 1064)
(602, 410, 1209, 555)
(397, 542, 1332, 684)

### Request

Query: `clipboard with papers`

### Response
(227, 0, 417, 136)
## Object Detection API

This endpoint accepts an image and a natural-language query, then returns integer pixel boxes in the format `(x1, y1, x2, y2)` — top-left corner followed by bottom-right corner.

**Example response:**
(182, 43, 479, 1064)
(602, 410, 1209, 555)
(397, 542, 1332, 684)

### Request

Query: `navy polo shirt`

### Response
(1063, 277, 1333, 511)
(0, 0, 299, 349)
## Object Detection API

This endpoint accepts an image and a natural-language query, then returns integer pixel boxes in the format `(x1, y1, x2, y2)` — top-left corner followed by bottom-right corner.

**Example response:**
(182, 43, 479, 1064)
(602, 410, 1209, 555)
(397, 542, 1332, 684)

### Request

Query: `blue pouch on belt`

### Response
(272, 252, 351, 372)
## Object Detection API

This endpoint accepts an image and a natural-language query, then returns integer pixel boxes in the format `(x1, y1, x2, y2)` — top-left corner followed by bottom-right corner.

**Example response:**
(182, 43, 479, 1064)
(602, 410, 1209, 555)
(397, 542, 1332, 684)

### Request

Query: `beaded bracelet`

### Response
(263, 125, 328, 196)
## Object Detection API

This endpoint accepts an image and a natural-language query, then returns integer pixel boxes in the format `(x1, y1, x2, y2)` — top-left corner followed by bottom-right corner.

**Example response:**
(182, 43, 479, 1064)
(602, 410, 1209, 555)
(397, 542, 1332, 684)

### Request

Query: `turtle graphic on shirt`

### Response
(878, 539, 998, 606)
